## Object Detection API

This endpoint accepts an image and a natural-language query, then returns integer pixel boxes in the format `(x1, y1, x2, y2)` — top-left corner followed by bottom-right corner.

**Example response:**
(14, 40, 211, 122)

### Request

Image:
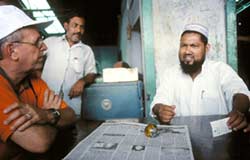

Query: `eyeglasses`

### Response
(12, 37, 44, 49)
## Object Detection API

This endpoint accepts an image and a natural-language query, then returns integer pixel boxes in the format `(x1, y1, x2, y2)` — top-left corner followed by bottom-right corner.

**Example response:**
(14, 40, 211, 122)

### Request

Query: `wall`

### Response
(119, 0, 143, 73)
(93, 46, 119, 74)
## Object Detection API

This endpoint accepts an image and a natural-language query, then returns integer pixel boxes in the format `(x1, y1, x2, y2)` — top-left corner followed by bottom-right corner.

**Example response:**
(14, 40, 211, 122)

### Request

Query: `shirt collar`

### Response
(196, 59, 209, 78)
(60, 35, 83, 47)
(201, 59, 208, 72)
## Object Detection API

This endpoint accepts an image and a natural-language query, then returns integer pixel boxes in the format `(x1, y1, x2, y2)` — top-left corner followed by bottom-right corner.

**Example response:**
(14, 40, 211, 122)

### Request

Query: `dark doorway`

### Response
(48, 0, 121, 46)
(237, 6, 250, 89)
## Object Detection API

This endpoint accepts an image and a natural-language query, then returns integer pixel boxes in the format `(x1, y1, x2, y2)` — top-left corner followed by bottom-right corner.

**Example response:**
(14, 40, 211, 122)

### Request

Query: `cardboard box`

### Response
(103, 68, 138, 82)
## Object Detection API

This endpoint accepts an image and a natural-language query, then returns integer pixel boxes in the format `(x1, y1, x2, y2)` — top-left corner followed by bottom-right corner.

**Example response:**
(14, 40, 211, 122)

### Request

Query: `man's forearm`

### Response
(80, 73, 96, 85)
(11, 124, 57, 153)
(10, 107, 76, 153)
(55, 107, 76, 128)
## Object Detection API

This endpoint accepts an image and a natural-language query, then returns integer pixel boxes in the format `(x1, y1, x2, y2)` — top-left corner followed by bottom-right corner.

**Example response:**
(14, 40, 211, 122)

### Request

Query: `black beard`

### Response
(180, 58, 205, 74)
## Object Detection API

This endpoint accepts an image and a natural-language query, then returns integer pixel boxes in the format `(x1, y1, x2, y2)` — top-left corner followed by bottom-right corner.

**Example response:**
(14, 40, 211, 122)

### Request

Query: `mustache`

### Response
(73, 33, 82, 36)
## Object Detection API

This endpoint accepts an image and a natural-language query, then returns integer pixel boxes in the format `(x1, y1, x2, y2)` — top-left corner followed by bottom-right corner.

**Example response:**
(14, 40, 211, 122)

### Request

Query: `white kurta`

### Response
(42, 35, 96, 115)
(151, 60, 250, 117)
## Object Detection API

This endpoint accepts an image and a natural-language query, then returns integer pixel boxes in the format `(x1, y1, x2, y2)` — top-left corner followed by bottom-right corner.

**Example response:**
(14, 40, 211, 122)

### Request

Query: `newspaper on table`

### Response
(64, 122, 194, 160)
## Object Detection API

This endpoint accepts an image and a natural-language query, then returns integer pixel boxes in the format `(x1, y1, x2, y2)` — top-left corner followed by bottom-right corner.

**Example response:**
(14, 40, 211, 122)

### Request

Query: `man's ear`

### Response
(6, 43, 19, 61)
(205, 43, 211, 54)
(63, 22, 69, 30)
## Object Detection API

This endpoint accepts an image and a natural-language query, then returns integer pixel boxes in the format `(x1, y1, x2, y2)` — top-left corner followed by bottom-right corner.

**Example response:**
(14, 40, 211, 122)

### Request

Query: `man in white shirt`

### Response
(42, 12, 96, 116)
(151, 23, 250, 132)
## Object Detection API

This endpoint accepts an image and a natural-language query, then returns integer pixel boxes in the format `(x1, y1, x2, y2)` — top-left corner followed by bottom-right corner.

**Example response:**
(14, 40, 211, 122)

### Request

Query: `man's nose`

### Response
(75, 26, 82, 33)
(184, 46, 192, 54)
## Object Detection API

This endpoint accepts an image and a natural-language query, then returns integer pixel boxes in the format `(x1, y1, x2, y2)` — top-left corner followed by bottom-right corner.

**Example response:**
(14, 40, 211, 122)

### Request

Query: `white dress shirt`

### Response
(151, 60, 250, 117)
(42, 35, 96, 115)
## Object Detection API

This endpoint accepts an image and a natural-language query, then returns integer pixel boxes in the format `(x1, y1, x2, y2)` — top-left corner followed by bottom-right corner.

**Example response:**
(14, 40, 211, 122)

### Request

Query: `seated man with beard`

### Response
(151, 23, 250, 132)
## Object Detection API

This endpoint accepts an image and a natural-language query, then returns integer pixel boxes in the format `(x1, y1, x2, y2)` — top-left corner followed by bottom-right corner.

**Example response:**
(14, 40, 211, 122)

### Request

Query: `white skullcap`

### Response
(183, 23, 208, 38)
(0, 5, 53, 40)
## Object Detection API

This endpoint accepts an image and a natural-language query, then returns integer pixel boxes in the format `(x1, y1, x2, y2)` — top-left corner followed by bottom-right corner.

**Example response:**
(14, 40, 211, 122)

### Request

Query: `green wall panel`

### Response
(141, 0, 156, 117)
(93, 46, 119, 74)
(226, 0, 237, 71)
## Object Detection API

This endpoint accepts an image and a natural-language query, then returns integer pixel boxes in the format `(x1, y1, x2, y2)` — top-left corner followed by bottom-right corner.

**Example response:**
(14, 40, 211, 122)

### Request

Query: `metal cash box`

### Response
(82, 81, 144, 120)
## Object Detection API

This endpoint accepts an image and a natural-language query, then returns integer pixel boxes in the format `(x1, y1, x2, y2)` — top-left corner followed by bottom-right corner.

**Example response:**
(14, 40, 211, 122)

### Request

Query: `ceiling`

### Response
(47, 0, 250, 44)
(3, 0, 250, 45)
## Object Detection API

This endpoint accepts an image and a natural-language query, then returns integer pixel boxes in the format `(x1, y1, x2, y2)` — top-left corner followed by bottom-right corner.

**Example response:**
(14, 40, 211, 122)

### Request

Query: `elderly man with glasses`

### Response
(0, 5, 76, 159)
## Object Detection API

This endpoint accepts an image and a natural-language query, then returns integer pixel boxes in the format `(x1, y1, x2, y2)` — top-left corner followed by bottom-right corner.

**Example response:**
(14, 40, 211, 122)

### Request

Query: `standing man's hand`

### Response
(68, 79, 85, 99)
(68, 73, 96, 99)
(153, 103, 176, 123)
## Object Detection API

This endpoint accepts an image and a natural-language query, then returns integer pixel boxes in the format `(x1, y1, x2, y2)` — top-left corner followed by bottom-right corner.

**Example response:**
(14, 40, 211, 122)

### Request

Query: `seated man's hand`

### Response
(3, 103, 49, 132)
(43, 89, 61, 110)
(153, 103, 176, 124)
(227, 110, 248, 131)
(68, 79, 85, 99)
